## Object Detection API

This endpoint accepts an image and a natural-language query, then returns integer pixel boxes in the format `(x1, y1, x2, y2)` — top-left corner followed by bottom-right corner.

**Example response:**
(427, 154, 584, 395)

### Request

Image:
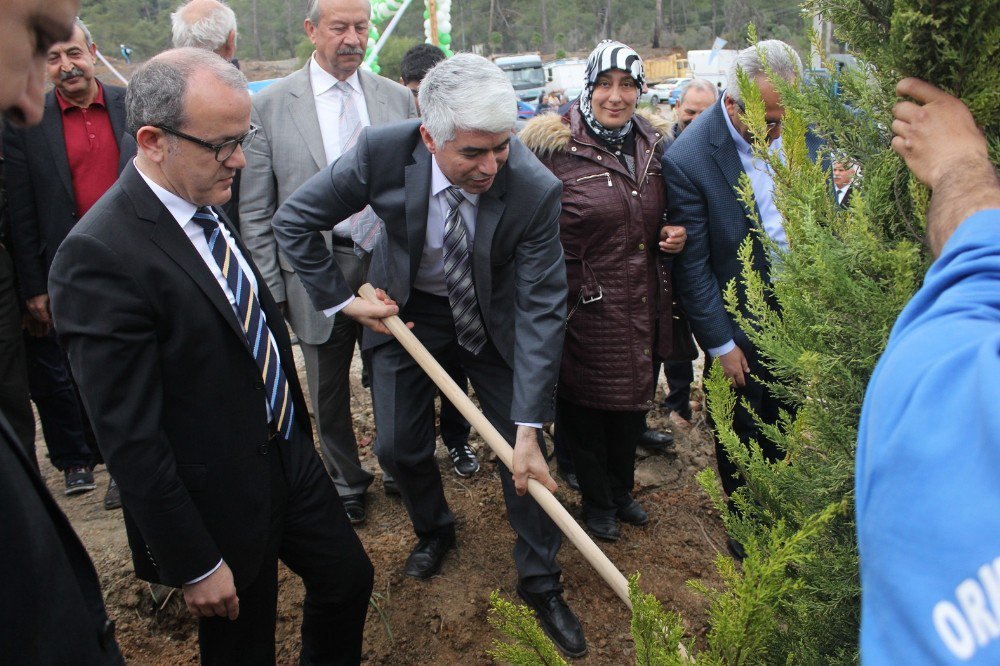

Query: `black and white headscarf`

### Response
(579, 40, 645, 144)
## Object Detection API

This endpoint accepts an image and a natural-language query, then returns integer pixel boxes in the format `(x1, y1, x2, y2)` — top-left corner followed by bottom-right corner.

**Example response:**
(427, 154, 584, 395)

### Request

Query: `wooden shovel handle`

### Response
(357, 283, 631, 607)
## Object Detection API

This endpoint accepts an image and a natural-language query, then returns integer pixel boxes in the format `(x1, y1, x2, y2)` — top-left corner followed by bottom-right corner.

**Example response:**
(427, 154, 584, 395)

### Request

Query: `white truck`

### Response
(493, 54, 546, 104)
(685, 48, 737, 88)
(543, 59, 587, 94)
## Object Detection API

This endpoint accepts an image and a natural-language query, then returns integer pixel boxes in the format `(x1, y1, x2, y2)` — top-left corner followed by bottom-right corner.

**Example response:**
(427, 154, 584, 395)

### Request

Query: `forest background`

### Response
(81, 0, 820, 79)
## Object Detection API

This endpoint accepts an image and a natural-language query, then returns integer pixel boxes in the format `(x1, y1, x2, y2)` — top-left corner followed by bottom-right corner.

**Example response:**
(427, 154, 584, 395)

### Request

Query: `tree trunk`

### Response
(250, 0, 262, 60)
(652, 0, 663, 48)
(488, 0, 496, 50)
(541, 0, 550, 52)
(601, 0, 613, 40)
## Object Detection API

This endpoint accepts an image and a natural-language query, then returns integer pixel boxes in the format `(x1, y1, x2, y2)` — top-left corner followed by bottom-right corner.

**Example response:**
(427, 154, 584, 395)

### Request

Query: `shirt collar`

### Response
(56, 80, 106, 113)
(133, 158, 202, 227)
(720, 91, 783, 157)
(430, 155, 480, 206)
(309, 54, 362, 97)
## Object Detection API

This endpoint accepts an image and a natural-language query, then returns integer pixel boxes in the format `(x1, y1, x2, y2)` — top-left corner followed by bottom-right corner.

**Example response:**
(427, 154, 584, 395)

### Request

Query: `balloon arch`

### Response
(365, 0, 453, 73)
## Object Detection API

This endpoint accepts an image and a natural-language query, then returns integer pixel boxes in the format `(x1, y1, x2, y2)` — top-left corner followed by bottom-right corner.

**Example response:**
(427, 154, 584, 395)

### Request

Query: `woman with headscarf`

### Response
(520, 41, 686, 541)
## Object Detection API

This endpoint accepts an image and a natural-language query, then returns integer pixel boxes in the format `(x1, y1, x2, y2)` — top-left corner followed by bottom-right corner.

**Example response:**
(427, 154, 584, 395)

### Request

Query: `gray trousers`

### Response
(371, 290, 562, 592)
(300, 245, 374, 497)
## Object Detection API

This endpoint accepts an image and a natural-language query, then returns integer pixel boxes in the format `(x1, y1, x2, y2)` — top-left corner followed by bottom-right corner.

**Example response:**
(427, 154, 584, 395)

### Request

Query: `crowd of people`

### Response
(0, 0, 994, 664)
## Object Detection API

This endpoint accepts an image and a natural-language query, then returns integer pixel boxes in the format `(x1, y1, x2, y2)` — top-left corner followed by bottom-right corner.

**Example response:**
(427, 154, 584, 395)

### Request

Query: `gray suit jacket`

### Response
(662, 100, 822, 351)
(271, 120, 567, 423)
(239, 64, 417, 345)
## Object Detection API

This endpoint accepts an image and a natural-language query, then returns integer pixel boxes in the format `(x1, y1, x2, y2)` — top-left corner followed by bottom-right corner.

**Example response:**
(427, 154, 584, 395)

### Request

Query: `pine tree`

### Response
(490, 1, 999, 663)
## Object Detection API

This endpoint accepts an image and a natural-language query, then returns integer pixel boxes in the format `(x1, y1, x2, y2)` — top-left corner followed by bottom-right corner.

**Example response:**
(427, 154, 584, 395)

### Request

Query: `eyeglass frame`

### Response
(153, 123, 258, 162)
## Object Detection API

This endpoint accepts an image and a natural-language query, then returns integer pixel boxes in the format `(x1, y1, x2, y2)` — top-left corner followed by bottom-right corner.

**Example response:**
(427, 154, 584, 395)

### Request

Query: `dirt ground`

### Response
(38, 344, 728, 665)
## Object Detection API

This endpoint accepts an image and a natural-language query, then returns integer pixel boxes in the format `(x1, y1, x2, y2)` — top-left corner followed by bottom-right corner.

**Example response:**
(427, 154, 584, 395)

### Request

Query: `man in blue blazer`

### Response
(663, 40, 822, 507)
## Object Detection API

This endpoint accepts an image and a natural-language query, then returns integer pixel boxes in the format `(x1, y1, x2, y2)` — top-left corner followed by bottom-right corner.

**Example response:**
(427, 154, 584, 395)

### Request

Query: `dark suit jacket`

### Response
(3, 84, 135, 300)
(271, 120, 566, 423)
(0, 411, 123, 664)
(662, 100, 823, 351)
(48, 162, 313, 589)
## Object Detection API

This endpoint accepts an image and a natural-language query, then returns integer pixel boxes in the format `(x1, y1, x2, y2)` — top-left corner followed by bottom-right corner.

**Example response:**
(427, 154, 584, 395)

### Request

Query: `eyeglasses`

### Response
(734, 100, 782, 133)
(154, 123, 258, 162)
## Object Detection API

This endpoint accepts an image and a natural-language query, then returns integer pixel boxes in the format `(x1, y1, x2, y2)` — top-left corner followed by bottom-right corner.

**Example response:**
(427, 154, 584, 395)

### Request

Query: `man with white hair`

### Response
(171, 0, 238, 63)
(271, 53, 588, 659)
(663, 41, 822, 545)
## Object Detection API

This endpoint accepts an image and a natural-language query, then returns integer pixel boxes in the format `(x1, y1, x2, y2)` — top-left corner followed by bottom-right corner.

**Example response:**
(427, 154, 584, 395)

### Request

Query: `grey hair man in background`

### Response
(240, 0, 417, 525)
(663, 41, 823, 556)
(171, 0, 238, 63)
(271, 53, 588, 659)
(48, 47, 373, 664)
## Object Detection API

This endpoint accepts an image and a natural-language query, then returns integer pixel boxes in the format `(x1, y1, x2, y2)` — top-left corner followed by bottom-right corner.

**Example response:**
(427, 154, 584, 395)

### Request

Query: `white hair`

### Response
(726, 39, 802, 105)
(678, 78, 718, 105)
(418, 53, 516, 145)
(171, 1, 237, 52)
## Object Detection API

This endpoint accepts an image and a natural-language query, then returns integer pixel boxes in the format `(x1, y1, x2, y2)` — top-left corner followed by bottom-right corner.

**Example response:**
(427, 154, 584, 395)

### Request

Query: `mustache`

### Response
(337, 47, 365, 56)
(59, 67, 86, 81)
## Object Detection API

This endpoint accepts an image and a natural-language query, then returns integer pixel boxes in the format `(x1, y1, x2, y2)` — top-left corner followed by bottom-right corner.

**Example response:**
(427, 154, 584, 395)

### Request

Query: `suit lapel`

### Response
(121, 165, 250, 349)
(473, 173, 506, 325)
(285, 67, 327, 172)
(40, 92, 74, 202)
(358, 70, 385, 125)
(708, 102, 757, 224)
(404, 141, 432, 289)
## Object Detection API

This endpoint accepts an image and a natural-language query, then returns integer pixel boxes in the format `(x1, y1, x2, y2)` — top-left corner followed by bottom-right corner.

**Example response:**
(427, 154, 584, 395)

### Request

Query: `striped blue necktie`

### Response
(442, 187, 487, 354)
(190, 207, 295, 440)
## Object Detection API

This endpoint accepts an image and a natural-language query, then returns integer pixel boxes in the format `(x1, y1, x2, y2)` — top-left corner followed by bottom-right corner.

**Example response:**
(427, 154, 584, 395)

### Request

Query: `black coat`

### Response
(0, 411, 123, 664)
(48, 162, 313, 588)
(3, 84, 135, 300)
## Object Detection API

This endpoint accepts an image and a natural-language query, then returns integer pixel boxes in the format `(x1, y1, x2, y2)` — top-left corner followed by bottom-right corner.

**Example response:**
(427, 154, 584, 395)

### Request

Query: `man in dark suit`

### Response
(833, 160, 858, 208)
(272, 53, 587, 659)
(4, 18, 133, 503)
(49, 48, 373, 664)
(0, 1, 123, 661)
(663, 41, 822, 509)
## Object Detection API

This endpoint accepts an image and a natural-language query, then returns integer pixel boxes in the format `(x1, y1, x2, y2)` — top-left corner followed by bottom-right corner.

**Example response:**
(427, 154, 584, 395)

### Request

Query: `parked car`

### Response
(517, 99, 536, 120)
(640, 84, 663, 106)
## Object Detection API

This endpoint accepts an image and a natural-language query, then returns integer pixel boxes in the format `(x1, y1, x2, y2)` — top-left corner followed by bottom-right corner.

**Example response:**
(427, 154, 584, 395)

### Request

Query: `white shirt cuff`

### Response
(185, 559, 223, 586)
(707, 339, 736, 358)
(515, 422, 543, 429)
(322, 294, 356, 318)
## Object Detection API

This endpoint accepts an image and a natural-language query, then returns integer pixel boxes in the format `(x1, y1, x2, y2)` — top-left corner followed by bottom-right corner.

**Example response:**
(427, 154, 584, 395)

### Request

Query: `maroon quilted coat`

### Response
(520, 106, 673, 411)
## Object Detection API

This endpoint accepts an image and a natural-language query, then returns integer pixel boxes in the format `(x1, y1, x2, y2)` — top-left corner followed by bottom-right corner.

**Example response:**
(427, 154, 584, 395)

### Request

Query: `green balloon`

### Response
(423, 9, 429, 18)
(439, 33, 451, 45)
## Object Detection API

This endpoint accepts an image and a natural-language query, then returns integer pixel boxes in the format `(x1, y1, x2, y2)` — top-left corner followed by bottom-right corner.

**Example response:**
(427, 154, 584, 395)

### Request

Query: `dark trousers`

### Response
(0, 247, 34, 461)
(371, 290, 562, 592)
(551, 410, 575, 476)
(706, 343, 788, 496)
(436, 360, 470, 449)
(199, 424, 373, 665)
(23, 329, 95, 470)
(663, 360, 694, 420)
(556, 397, 644, 516)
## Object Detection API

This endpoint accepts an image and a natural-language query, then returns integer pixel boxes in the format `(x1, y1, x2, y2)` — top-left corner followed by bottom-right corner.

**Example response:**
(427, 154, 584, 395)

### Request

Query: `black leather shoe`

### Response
(383, 477, 400, 496)
(638, 427, 674, 452)
(561, 470, 580, 492)
(727, 536, 747, 562)
(404, 533, 455, 579)
(516, 586, 587, 658)
(584, 513, 619, 542)
(103, 477, 122, 511)
(342, 494, 366, 525)
(615, 498, 648, 526)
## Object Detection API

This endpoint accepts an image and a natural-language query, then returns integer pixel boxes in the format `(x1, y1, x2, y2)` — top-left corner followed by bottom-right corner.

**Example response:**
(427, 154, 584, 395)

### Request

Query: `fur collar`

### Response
(519, 107, 671, 157)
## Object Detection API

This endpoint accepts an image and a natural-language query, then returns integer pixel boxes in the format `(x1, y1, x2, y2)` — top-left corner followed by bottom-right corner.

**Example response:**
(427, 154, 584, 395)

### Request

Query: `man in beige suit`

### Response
(240, 0, 417, 525)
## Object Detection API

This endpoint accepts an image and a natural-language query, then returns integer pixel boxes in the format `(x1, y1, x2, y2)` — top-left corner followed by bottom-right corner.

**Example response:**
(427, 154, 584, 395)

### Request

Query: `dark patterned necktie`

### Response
(190, 207, 295, 440)
(442, 187, 486, 354)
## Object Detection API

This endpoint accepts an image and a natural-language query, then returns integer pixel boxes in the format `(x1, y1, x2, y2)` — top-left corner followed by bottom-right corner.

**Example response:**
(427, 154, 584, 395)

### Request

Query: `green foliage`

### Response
(629, 575, 689, 666)
(487, 590, 567, 666)
(371, 37, 424, 84)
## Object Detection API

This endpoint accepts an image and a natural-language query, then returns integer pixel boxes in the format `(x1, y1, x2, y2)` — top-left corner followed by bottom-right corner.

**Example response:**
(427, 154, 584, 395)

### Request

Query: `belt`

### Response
(331, 236, 355, 248)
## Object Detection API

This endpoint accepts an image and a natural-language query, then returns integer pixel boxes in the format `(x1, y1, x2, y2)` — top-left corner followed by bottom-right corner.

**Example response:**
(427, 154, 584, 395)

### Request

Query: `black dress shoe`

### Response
(341, 494, 366, 525)
(404, 533, 455, 579)
(560, 470, 580, 492)
(638, 427, 674, 452)
(615, 498, 648, 526)
(103, 477, 122, 511)
(584, 513, 619, 542)
(383, 477, 400, 497)
(516, 586, 587, 658)
(727, 536, 746, 562)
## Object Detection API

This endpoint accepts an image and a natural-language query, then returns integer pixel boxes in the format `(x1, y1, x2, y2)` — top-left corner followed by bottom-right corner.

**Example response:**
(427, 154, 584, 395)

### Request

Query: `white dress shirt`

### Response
(309, 54, 371, 166)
